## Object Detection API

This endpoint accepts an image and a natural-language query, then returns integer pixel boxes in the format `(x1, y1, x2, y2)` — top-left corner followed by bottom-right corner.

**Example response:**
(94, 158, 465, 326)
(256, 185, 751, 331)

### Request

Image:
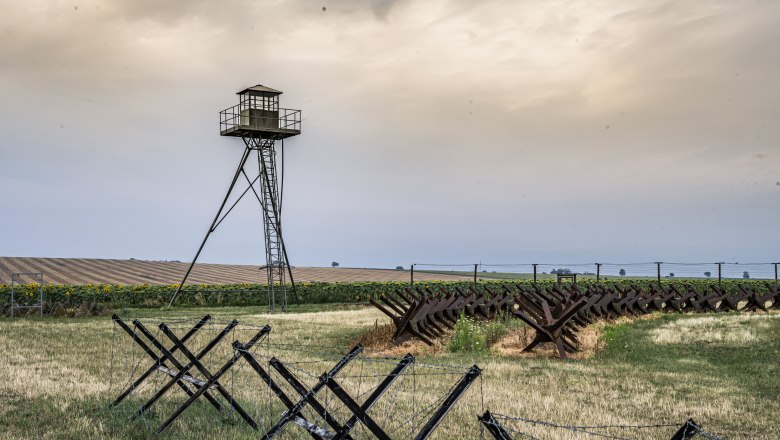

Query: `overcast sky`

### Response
(1, 0, 778, 269)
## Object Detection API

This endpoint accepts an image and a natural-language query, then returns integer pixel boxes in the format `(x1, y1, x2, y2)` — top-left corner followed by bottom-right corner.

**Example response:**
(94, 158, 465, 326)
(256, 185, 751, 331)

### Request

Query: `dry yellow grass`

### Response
(649, 312, 775, 345)
(0, 307, 778, 439)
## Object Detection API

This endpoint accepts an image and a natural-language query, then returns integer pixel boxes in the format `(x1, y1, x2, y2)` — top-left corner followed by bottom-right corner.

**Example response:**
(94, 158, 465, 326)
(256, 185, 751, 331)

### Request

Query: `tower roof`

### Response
(237, 85, 283, 97)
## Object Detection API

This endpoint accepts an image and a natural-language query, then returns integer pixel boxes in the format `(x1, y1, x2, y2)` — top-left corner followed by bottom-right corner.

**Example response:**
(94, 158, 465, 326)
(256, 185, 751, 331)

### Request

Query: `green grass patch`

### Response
(448, 312, 524, 353)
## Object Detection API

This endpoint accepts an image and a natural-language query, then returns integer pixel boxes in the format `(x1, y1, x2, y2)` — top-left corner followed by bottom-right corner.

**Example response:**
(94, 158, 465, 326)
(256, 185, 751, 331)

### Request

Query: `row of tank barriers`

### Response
(371, 282, 780, 359)
(110, 314, 482, 439)
(110, 314, 724, 439)
(366, 283, 762, 438)
(110, 312, 727, 439)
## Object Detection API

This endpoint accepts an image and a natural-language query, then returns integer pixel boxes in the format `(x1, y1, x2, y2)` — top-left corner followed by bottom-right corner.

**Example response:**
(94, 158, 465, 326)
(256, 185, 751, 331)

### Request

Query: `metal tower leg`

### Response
(169, 146, 252, 307)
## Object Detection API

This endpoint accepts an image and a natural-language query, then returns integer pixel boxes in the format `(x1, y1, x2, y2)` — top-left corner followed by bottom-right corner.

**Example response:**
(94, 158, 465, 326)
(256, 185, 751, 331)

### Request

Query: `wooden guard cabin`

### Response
(219, 85, 301, 139)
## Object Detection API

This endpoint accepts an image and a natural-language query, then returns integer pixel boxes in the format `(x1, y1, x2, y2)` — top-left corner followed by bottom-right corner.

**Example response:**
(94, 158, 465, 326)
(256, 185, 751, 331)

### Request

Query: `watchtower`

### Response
(219, 85, 301, 139)
(171, 85, 302, 312)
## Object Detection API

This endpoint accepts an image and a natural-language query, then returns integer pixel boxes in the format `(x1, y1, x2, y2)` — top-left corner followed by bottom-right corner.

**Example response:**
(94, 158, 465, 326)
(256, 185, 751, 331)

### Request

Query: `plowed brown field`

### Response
(0, 257, 470, 285)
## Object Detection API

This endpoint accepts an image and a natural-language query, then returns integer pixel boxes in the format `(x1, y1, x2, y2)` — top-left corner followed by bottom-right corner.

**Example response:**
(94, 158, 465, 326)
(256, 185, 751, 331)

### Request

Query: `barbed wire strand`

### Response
(492, 413, 708, 440)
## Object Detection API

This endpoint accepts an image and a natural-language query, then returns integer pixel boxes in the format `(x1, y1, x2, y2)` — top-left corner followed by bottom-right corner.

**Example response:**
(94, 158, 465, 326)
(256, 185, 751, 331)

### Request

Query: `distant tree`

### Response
(743, 271, 750, 279)
(395, 265, 404, 270)
(704, 271, 711, 278)
(331, 261, 339, 268)
(619, 268, 626, 276)
(669, 273, 675, 278)
(551, 268, 572, 275)
(481, 269, 488, 273)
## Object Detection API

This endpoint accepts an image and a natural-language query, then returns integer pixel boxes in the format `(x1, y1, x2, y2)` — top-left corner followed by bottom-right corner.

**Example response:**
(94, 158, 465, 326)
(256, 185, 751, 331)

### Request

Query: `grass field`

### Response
(1, 306, 778, 439)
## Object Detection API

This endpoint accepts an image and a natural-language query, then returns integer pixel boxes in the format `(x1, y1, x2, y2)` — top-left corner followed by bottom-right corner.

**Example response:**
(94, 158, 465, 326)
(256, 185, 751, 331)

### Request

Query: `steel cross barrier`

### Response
(130, 318, 237, 419)
(516, 286, 590, 351)
(232, 340, 323, 439)
(326, 353, 414, 440)
(264, 345, 364, 439)
(371, 282, 780, 360)
(769, 282, 780, 309)
(111, 314, 222, 409)
(511, 296, 587, 359)
(151, 320, 267, 431)
(234, 343, 482, 440)
(111, 315, 271, 433)
(370, 286, 514, 346)
(155, 323, 272, 433)
(479, 412, 711, 440)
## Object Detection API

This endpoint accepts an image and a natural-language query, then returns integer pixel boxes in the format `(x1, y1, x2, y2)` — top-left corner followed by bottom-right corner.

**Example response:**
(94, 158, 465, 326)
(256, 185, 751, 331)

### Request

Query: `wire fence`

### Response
(480, 411, 725, 440)
(411, 262, 779, 284)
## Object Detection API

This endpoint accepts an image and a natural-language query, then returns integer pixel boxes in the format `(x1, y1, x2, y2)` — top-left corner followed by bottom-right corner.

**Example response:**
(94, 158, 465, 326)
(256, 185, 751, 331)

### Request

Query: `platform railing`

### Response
(219, 104, 301, 134)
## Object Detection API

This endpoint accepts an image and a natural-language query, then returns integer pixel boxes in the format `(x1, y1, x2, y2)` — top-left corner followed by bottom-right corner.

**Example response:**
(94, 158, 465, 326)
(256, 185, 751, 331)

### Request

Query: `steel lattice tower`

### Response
(170, 85, 301, 311)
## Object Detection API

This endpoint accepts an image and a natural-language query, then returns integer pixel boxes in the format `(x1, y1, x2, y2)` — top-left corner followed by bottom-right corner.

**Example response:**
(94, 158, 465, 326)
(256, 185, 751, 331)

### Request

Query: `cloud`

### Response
(1, 0, 778, 264)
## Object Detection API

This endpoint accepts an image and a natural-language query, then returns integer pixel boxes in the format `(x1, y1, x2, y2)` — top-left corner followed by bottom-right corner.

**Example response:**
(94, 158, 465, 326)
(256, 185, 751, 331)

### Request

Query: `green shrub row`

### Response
(0, 281, 487, 308)
(0, 279, 774, 308)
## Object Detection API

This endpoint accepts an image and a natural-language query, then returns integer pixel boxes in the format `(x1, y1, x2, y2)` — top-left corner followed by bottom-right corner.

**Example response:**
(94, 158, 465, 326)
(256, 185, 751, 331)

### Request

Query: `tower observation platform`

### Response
(219, 85, 301, 139)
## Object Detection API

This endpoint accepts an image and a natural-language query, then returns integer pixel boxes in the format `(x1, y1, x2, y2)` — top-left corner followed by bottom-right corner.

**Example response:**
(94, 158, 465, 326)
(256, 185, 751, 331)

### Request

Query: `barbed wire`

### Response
(409, 261, 780, 280)
(415, 261, 778, 267)
(490, 413, 684, 440)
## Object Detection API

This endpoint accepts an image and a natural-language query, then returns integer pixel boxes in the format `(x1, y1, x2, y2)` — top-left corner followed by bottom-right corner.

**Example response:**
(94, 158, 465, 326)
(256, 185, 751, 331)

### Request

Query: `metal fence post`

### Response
(38, 274, 43, 318)
(532, 264, 538, 284)
(411, 264, 415, 288)
(717, 262, 723, 286)
(10, 275, 15, 319)
(473, 264, 478, 289)
(656, 262, 662, 287)
(774, 263, 778, 284)
(596, 263, 601, 283)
